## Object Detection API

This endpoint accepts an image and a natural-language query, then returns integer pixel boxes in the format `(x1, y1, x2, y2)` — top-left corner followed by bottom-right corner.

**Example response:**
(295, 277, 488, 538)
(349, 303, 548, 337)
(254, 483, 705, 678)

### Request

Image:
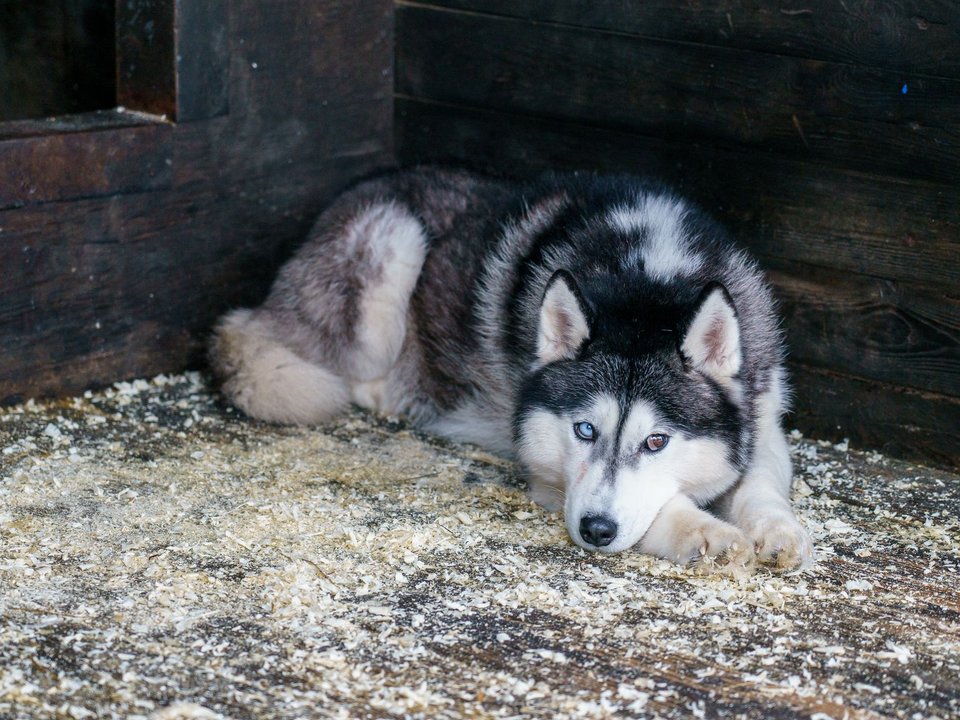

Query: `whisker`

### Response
(541, 486, 566, 501)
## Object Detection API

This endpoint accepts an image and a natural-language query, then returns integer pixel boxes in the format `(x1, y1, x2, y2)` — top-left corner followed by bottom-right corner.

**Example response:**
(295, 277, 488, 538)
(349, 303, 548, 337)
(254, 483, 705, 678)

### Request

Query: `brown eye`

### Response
(644, 434, 669, 452)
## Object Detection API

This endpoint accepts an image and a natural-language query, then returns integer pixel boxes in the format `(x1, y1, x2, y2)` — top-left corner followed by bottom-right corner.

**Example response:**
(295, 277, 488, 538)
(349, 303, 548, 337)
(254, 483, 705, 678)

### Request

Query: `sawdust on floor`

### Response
(0, 373, 958, 719)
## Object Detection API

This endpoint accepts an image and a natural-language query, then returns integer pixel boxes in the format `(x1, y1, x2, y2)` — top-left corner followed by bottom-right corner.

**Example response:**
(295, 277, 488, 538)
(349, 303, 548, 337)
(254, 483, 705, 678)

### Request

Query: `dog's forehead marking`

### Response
(607, 194, 704, 281)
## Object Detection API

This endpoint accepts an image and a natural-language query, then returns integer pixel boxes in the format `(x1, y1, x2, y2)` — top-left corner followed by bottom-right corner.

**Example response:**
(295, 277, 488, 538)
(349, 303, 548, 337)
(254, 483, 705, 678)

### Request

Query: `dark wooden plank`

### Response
(789, 365, 960, 469)
(420, 0, 960, 80)
(0, 109, 150, 140)
(396, 5, 960, 185)
(0, 113, 173, 209)
(396, 97, 960, 293)
(176, 0, 231, 121)
(767, 263, 960, 398)
(116, 0, 177, 118)
(235, 0, 394, 124)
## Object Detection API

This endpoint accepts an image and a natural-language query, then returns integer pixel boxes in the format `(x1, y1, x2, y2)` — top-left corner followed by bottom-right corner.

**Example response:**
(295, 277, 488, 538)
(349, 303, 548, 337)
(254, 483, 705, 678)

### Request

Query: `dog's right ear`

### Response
(537, 270, 590, 363)
(681, 282, 741, 383)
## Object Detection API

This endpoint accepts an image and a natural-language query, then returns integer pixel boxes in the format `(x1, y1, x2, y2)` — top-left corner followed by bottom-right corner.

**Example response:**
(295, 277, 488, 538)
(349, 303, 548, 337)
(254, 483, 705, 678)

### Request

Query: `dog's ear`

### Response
(681, 282, 741, 382)
(537, 270, 590, 363)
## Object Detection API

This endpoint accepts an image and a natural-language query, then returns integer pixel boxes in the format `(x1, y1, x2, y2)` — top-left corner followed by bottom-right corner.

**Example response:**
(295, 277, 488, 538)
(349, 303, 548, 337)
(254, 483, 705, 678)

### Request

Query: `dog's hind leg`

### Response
(341, 203, 427, 388)
(210, 308, 350, 425)
(210, 191, 427, 424)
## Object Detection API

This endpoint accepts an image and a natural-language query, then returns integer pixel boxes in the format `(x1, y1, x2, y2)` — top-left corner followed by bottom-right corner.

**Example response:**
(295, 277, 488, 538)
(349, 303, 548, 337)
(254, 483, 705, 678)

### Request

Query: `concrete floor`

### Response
(1, 374, 958, 719)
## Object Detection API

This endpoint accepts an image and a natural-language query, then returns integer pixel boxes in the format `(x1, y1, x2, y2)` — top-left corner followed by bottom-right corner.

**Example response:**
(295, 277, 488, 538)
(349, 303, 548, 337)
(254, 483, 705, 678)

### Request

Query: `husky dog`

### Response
(211, 167, 812, 569)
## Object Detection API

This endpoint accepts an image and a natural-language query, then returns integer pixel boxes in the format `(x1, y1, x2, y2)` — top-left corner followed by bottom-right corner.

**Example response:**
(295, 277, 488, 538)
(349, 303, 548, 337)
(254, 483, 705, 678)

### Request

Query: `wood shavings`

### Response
(0, 375, 958, 718)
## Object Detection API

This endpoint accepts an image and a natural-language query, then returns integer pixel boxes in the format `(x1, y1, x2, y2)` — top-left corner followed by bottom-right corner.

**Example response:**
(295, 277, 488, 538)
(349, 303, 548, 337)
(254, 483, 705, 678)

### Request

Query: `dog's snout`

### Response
(579, 514, 618, 548)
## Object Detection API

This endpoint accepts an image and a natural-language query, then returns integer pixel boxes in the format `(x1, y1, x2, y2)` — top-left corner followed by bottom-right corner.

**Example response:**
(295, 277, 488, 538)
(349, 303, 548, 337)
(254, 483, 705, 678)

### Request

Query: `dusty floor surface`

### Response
(0, 373, 958, 720)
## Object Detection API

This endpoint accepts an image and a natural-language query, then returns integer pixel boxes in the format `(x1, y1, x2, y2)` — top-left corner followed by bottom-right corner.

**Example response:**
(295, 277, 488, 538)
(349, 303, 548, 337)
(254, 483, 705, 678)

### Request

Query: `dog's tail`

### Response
(209, 309, 349, 425)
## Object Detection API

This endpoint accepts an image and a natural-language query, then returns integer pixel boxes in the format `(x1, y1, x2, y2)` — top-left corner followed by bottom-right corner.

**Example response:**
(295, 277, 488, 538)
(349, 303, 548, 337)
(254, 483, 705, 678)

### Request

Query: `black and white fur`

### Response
(211, 167, 812, 569)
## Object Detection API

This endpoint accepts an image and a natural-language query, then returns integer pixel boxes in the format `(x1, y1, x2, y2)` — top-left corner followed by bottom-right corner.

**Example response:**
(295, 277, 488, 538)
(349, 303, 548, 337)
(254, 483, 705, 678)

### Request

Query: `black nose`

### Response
(579, 514, 618, 547)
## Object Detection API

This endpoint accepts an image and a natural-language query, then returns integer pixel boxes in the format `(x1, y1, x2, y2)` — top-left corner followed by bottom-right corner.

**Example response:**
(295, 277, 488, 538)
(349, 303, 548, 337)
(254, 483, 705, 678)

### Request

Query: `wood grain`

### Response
(0, 109, 153, 140)
(176, 0, 231, 121)
(419, 0, 960, 79)
(768, 264, 959, 398)
(790, 365, 960, 468)
(0, 112, 173, 209)
(396, 4, 960, 185)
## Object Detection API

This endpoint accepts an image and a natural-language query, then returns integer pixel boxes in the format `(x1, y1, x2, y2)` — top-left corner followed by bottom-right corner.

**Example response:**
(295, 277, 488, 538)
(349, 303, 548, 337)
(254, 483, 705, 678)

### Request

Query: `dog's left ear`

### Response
(681, 282, 741, 382)
(537, 270, 590, 363)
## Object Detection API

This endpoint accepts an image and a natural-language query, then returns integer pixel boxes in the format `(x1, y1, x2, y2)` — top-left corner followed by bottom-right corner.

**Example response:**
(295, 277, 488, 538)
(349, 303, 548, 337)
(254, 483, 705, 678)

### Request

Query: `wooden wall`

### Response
(395, 1, 960, 467)
(0, 0, 394, 403)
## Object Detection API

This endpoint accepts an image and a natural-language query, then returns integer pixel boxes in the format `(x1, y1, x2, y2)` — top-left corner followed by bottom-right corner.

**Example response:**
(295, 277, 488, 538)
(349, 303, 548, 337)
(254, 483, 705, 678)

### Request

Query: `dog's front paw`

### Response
(678, 519, 755, 573)
(747, 516, 813, 570)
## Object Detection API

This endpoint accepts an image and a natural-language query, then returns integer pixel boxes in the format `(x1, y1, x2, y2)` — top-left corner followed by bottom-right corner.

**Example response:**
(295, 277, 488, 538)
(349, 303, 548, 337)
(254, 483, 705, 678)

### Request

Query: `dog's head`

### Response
(515, 270, 747, 553)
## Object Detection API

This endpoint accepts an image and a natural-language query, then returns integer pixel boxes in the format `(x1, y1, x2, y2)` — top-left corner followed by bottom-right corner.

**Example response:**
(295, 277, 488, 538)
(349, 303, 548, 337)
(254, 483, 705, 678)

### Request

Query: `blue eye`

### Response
(574, 422, 596, 441)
